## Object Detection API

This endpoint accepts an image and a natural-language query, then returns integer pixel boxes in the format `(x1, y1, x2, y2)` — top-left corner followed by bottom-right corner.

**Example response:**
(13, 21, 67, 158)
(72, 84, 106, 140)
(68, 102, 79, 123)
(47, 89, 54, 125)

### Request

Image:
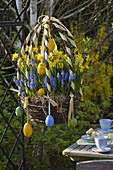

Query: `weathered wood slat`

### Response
(62, 143, 78, 156)
(80, 145, 95, 152)
(62, 141, 113, 160)
(76, 160, 113, 170)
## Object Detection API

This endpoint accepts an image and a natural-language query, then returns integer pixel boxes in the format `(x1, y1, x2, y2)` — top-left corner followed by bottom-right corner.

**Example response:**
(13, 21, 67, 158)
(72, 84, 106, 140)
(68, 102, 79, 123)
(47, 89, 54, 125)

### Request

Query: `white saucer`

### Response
(92, 147, 111, 153)
(96, 128, 113, 134)
(81, 135, 94, 142)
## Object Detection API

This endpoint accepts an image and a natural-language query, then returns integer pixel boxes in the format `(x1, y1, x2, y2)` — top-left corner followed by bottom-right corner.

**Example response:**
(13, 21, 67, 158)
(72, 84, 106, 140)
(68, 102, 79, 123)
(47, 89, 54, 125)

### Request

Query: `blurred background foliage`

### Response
(0, 0, 113, 169)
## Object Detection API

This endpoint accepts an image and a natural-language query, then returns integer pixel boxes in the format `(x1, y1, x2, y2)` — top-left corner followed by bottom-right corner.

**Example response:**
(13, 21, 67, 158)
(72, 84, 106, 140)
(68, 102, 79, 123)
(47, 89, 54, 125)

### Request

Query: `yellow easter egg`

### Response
(38, 88, 45, 96)
(37, 62, 46, 74)
(23, 122, 33, 138)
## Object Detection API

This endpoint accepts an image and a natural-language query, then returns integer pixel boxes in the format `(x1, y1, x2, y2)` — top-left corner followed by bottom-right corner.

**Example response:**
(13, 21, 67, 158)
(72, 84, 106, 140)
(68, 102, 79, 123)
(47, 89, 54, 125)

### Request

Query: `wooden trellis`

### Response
(0, 0, 29, 169)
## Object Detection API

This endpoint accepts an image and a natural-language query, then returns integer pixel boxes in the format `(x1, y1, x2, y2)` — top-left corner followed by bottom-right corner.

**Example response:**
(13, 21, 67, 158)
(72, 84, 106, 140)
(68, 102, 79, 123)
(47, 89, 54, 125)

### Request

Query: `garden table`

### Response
(62, 138, 113, 162)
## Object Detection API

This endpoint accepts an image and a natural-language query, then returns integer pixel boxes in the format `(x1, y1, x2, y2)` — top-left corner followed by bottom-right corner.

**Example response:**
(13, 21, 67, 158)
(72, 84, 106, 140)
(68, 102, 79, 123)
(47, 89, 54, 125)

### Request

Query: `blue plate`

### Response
(92, 147, 111, 153)
(81, 134, 95, 142)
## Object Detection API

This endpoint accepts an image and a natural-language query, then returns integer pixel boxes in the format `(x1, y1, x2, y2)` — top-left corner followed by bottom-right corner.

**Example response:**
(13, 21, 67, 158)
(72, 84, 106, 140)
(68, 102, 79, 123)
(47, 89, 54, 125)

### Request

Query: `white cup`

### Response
(99, 119, 113, 131)
(95, 135, 112, 150)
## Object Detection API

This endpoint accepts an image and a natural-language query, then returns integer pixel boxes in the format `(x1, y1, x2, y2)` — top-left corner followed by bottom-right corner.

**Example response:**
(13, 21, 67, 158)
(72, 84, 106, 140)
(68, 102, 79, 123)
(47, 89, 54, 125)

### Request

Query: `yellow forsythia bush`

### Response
(72, 25, 113, 102)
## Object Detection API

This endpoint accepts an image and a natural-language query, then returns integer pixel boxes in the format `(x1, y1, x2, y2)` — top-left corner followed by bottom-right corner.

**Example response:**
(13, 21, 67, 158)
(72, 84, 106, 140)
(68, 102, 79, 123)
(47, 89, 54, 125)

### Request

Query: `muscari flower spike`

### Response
(50, 75, 56, 90)
(69, 74, 76, 82)
(61, 70, 65, 79)
(13, 76, 20, 86)
(64, 72, 69, 80)
(57, 73, 61, 82)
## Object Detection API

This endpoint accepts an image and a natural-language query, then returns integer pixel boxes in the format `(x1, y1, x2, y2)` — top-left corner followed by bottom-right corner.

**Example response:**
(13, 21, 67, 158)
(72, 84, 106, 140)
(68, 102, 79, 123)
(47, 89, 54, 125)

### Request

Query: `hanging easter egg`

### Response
(23, 122, 33, 138)
(69, 118, 77, 127)
(15, 106, 23, 116)
(48, 37, 56, 53)
(37, 62, 46, 74)
(45, 115, 54, 127)
(38, 88, 45, 96)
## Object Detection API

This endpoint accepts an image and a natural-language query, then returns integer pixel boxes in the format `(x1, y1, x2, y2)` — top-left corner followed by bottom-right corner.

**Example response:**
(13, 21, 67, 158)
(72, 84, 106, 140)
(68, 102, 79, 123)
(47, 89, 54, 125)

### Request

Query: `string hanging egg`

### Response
(45, 100, 54, 127)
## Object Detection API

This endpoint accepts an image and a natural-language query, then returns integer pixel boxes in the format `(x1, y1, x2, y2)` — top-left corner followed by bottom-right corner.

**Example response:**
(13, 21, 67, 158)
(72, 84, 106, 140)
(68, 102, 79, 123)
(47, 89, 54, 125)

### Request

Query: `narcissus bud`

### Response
(48, 38, 56, 53)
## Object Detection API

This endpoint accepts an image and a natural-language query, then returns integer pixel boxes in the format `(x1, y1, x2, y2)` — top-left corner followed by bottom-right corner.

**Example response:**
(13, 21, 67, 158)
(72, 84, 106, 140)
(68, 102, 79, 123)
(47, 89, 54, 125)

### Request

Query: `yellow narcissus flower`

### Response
(57, 63, 64, 69)
(22, 54, 27, 60)
(77, 53, 83, 64)
(37, 54, 43, 61)
(12, 53, 18, 61)
(63, 54, 67, 59)
(20, 61, 24, 71)
(85, 64, 89, 69)
(55, 50, 62, 57)
(49, 61, 56, 67)
(74, 48, 78, 53)
(33, 47, 38, 52)
(25, 45, 29, 52)
(80, 65, 84, 72)
(48, 54, 54, 60)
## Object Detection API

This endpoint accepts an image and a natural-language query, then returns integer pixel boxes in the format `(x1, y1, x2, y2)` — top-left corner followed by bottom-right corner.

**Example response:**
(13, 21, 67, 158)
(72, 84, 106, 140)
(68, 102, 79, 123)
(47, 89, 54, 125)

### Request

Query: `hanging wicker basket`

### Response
(13, 15, 83, 125)
(21, 93, 81, 124)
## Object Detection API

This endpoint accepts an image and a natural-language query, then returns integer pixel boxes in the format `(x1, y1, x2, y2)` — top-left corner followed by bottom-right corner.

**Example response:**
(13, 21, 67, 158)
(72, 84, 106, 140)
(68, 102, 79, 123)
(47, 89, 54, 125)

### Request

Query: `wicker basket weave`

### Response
(21, 93, 81, 124)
